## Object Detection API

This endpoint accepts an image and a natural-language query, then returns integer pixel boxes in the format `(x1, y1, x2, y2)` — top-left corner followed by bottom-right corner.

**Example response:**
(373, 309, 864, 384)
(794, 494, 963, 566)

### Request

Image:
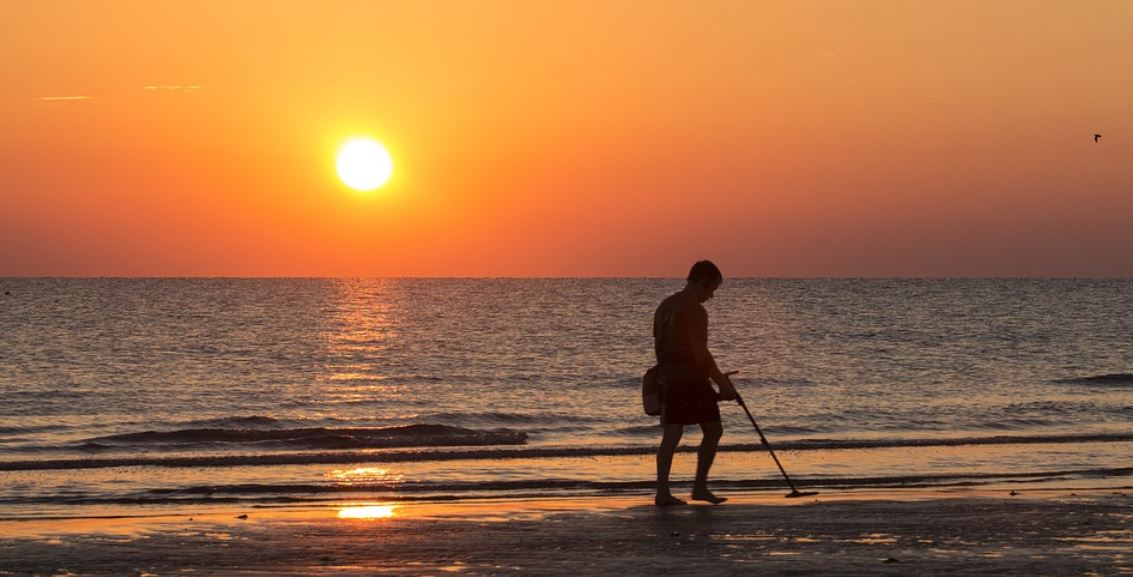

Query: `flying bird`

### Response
(1094, 133, 1102, 142)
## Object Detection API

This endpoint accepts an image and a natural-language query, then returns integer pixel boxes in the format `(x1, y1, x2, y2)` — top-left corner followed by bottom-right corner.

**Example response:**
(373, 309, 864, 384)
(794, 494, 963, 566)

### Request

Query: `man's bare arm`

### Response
(687, 304, 738, 400)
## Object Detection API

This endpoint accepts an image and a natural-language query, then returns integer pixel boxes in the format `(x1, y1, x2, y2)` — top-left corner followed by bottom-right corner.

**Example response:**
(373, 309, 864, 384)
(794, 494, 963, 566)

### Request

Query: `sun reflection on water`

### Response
(337, 505, 397, 519)
(317, 279, 401, 400)
(326, 467, 401, 484)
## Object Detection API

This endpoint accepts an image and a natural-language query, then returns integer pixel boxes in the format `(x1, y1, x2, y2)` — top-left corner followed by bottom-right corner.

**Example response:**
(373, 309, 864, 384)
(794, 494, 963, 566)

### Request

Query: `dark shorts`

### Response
(660, 378, 720, 426)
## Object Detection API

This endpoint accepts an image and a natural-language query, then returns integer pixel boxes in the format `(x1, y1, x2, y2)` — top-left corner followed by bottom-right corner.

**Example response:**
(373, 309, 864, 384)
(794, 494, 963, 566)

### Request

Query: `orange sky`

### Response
(2, 1, 1131, 277)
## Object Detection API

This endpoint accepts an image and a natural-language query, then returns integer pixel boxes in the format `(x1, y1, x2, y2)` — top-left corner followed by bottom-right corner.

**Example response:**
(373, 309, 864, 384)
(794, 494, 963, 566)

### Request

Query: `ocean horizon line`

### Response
(3, 275, 1132, 280)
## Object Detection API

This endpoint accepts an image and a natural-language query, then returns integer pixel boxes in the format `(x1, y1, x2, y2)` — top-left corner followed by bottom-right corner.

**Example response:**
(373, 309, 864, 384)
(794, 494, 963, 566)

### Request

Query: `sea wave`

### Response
(1054, 373, 1133, 386)
(415, 411, 611, 425)
(5, 432, 1132, 472)
(611, 425, 660, 437)
(612, 423, 826, 438)
(0, 424, 69, 437)
(77, 424, 527, 451)
(178, 415, 300, 429)
(978, 418, 1057, 430)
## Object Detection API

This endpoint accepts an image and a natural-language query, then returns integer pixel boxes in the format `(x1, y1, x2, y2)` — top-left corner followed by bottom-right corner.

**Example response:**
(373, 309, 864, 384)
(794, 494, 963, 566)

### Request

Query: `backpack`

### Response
(642, 364, 662, 416)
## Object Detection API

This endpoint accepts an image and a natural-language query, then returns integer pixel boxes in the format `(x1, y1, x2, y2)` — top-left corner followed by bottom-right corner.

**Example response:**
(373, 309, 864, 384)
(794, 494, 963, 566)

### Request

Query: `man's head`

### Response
(686, 260, 723, 302)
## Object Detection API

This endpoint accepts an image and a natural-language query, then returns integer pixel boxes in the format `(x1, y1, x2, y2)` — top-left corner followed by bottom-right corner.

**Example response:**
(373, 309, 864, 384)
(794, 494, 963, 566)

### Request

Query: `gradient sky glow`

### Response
(2, 1, 1131, 277)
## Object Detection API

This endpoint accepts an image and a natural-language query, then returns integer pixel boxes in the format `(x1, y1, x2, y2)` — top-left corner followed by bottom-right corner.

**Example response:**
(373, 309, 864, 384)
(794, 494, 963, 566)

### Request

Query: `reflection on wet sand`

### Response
(337, 505, 396, 519)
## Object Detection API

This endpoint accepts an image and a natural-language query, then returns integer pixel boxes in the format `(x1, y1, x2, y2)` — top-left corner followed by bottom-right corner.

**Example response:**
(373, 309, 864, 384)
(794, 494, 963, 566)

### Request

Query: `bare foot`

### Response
(654, 494, 688, 506)
(690, 489, 727, 504)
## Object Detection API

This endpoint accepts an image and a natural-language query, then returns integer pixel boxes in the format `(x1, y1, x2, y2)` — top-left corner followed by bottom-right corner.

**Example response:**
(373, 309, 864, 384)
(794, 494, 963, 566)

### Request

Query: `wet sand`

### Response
(2, 489, 1130, 576)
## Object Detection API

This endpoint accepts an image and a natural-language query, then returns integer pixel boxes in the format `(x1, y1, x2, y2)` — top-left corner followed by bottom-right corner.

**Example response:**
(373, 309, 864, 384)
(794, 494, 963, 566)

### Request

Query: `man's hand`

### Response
(717, 371, 739, 401)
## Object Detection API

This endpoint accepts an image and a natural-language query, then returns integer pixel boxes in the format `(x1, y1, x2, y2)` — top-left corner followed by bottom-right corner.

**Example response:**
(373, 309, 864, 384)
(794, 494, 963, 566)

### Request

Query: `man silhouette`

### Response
(653, 260, 738, 506)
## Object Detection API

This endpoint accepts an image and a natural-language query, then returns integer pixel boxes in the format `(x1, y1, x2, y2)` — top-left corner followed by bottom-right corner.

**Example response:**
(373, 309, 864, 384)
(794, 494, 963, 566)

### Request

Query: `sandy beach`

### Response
(3, 488, 1130, 576)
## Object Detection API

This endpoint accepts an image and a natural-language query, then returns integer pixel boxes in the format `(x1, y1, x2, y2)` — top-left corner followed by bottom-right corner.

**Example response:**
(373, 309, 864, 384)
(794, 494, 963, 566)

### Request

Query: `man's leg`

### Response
(656, 423, 685, 505)
(691, 420, 726, 503)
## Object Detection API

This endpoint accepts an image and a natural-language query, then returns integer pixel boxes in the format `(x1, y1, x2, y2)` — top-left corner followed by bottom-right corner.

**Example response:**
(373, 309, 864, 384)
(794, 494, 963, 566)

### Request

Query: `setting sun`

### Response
(336, 138, 393, 191)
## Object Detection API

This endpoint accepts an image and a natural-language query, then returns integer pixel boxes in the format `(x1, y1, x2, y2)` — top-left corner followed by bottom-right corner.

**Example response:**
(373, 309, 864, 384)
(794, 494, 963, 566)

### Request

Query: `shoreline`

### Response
(3, 486, 1130, 576)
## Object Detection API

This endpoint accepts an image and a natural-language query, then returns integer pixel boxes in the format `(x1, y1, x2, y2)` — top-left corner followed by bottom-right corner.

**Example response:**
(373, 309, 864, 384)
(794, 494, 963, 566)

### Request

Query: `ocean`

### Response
(1, 278, 1130, 517)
